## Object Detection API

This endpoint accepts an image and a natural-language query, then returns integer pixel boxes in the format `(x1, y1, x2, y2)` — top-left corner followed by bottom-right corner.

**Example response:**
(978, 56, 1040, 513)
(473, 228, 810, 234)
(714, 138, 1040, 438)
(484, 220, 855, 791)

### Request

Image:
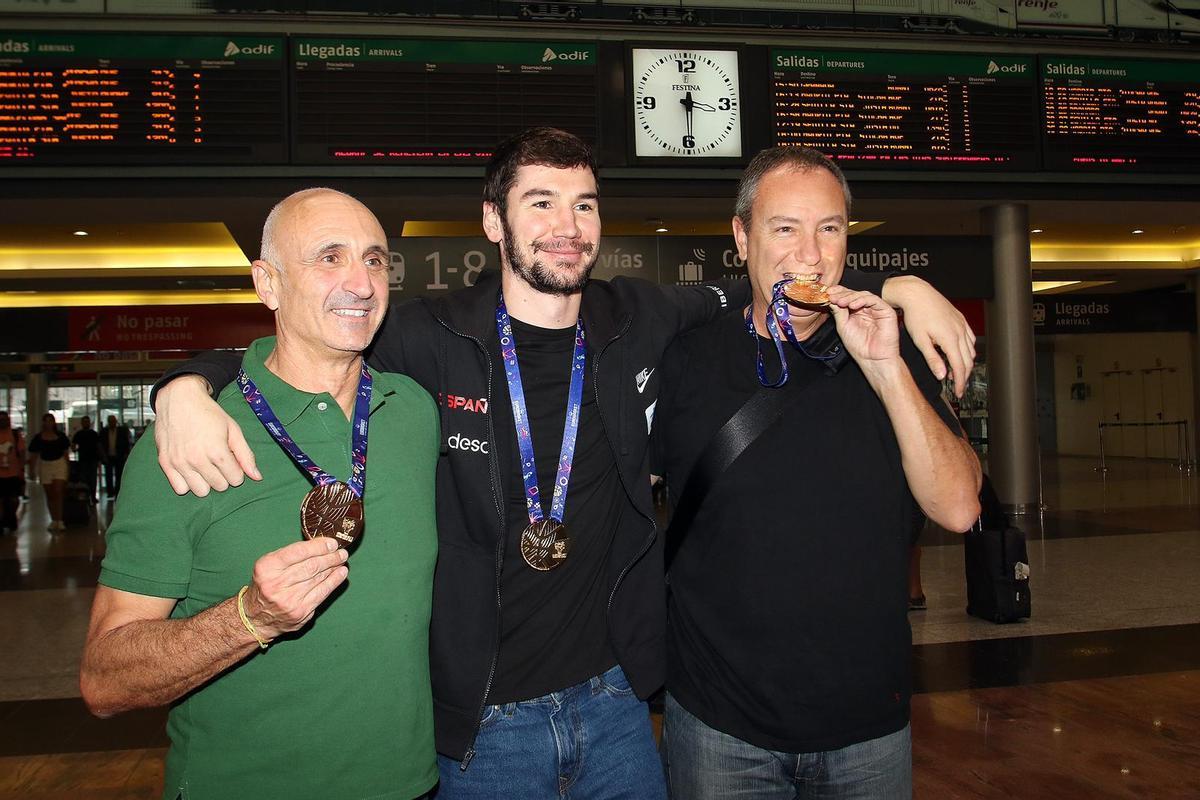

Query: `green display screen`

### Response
(0, 32, 287, 164)
(770, 48, 1039, 170)
(291, 38, 598, 164)
(1040, 56, 1200, 172)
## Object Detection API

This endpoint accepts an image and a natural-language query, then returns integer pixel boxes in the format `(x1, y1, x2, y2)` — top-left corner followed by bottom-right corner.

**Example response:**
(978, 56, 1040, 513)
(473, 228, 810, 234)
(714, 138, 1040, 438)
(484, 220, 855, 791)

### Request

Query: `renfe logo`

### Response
(448, 434, 489, 454)
(0, 39, 31, 54)
(543, 48, 589, 63)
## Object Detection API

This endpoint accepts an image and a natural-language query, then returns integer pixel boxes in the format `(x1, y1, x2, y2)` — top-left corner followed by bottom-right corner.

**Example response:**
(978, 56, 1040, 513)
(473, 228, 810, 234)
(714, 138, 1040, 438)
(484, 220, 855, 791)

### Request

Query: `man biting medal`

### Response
(80, 188, 441, 800)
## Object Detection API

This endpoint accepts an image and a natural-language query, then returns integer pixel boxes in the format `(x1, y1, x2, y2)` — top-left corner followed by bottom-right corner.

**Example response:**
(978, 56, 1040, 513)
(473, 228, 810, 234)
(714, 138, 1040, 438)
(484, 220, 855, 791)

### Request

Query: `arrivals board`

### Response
(0, 32, 287, 164)
(771, 49, 1039, 170)
(291, 38, 598, 164)
(1040, 57, 1200, 172)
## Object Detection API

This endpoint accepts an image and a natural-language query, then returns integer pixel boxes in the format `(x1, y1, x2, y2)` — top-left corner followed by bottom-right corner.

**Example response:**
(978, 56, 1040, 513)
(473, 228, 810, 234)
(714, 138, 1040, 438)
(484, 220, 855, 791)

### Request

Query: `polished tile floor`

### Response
(2, 455, 1199, 798)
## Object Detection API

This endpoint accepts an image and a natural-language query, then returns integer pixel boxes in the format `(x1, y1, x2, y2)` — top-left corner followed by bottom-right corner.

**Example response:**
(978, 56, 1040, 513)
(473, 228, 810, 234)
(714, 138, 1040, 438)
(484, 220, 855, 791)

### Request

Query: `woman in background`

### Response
(0, 411, 24, 534)
(28, 413, 70, 531)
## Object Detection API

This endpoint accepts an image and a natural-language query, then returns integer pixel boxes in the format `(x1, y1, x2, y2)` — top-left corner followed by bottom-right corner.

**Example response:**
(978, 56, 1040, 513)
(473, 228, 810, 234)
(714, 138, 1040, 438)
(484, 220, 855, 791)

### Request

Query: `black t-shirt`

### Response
(72, 428, 101, 461)
(29, 431, 70, 461)
(490, 317, 619, 703)
(654, 310, 960, 753)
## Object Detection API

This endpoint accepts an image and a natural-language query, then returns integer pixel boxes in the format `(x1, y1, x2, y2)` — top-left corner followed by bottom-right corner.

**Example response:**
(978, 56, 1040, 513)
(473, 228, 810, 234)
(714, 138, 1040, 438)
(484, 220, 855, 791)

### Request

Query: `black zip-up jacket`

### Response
(154, 268, 884, 761)
(388, 271, 746, 762)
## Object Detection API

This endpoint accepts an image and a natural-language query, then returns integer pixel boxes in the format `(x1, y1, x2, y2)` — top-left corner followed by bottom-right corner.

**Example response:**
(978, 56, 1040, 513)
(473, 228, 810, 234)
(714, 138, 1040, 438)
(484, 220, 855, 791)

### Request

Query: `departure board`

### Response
(292, 38, 598, 164)
(1041, 57, 1200, 172)
(771, 49, 1039, 170)
(0, 32, 286, 164)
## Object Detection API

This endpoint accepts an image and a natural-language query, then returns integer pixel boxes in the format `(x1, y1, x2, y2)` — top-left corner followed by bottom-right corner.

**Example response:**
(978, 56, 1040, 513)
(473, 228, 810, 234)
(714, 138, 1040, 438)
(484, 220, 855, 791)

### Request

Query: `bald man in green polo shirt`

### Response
(80, 189, 440, 800)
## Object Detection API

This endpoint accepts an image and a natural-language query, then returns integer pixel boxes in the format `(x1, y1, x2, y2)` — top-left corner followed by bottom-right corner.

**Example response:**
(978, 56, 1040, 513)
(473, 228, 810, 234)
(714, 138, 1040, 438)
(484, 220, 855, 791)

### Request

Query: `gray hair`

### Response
(259, 187, 359, 268)
(734, 147, 853, 230)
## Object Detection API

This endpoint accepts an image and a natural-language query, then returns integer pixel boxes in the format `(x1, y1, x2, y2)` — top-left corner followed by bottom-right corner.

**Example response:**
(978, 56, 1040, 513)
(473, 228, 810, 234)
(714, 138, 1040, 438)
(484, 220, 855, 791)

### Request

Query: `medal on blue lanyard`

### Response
(237, 363, 372, 549)
(747, 275, 840, 388)
(496, 297, 586, 571)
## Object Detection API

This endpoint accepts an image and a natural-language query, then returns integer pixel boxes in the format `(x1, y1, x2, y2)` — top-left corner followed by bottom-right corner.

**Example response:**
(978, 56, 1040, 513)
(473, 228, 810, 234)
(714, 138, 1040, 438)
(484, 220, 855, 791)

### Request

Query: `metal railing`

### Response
(1096, 420, 1194, 473)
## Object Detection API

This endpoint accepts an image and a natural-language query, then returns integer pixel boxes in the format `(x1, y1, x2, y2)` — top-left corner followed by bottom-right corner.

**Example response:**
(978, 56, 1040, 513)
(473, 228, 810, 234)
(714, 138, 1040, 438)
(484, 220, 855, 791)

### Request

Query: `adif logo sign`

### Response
(987, 60, 1027, 75)
(224, 41, 276, 57)
(542, 47, 589, 63)
(1032, 303, 1046, 326)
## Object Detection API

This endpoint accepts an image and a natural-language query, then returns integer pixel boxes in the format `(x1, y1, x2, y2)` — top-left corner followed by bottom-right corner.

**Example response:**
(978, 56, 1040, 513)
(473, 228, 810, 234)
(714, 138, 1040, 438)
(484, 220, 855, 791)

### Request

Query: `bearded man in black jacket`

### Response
(150, 129, 975, 799)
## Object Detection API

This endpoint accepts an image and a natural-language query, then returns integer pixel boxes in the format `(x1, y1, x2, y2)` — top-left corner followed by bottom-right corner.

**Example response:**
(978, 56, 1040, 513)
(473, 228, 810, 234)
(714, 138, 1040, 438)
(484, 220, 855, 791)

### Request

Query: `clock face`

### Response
(632, 48, 742, 158)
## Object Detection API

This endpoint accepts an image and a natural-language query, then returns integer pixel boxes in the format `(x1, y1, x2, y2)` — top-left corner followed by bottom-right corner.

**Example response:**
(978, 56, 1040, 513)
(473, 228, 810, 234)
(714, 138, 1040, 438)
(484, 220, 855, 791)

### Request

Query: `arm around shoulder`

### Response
(879, 275, 977, 399)
(649, 276, 745, 337)
(154, 376, 260, 497)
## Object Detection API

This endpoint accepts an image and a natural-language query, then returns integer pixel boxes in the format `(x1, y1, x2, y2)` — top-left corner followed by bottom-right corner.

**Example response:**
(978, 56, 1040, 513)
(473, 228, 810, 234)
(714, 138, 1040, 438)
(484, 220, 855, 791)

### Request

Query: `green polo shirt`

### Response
(99, 337, 439, 800)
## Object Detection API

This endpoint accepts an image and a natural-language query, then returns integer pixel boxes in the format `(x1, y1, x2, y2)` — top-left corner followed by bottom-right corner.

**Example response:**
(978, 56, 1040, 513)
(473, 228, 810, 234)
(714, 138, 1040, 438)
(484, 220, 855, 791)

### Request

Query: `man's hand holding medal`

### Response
(239, 536, 350, 644)
(824, 285, 902, 370)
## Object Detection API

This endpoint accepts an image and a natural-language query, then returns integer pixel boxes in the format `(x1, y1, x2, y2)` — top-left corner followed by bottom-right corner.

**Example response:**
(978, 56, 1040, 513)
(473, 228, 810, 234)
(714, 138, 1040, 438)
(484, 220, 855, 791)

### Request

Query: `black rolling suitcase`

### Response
(964, 477, 1031, 623)
(63, 460, 91, 527)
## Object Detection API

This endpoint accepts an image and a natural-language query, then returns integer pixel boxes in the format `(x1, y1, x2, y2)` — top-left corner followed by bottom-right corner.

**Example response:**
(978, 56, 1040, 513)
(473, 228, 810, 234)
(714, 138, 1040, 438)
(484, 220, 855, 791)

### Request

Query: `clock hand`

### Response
(691, 100, 717, 112)
(680, 91, 694, 140)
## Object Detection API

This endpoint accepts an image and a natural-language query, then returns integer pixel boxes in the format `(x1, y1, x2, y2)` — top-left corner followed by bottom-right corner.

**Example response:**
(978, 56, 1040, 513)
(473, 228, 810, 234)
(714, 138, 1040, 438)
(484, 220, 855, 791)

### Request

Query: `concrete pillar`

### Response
(983, 204, 1040, 514)
(25, 355, 47, 434)
(1191, 277, 1200, 464)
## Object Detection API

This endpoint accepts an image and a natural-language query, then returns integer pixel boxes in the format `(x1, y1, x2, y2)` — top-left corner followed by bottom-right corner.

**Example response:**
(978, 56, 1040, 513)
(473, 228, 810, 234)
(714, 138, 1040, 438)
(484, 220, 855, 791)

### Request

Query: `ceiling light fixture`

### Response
(1031, 228, 1043, 234)
(655, 226, 669, 233)
(1132, 229, 1145, 235)
(73, 230, 89, 236)
(1032, 280, 1081, 293)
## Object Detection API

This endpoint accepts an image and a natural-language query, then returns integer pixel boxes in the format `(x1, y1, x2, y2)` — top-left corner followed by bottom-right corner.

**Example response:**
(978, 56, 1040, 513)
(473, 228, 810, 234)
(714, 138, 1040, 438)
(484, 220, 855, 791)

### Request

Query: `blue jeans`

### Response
(435, 665, 667, 799)
(661, 693, 911, 800)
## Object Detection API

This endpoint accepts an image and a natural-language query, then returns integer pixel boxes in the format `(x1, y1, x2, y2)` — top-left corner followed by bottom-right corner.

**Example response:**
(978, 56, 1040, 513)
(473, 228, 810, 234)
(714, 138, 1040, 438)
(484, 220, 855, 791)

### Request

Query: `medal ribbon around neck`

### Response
(747, 277, 840, 388)
(496, 298, 587, 530)
(237, 362, 372, 498)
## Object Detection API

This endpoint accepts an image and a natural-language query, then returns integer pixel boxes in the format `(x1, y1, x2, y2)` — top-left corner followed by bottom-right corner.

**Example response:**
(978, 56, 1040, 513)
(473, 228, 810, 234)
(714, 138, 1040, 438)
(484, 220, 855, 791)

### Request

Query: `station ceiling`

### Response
(1, 180, 1197, 304)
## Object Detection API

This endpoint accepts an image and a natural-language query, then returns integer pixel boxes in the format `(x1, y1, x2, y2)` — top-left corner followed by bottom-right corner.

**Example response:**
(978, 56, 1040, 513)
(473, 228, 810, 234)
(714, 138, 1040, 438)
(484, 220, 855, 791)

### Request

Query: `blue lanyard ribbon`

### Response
(237, 362, 372, 497)
(747, 277, 840, 388)
(496, 298, 587, 526)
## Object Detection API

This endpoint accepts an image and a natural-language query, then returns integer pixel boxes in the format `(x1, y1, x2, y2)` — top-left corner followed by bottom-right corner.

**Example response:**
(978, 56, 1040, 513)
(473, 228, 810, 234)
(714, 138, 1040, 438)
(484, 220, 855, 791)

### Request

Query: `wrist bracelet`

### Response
(237, 585, 269, 650)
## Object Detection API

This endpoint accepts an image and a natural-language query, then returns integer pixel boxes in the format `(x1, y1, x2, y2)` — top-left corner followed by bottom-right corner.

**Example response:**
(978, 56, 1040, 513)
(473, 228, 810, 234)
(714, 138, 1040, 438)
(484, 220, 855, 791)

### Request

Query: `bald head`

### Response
(251, 187, 390, 359)
(260, 188, 368, 268)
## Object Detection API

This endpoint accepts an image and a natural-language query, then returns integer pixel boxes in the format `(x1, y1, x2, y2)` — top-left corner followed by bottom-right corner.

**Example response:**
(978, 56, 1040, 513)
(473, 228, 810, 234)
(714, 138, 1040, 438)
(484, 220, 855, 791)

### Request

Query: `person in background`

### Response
(0, 411, 24, 534)
(71, 415, 102, 504)
(908, 509, 928, 611)
(28, 413, 70, 531)
(99, 415, 131, 499)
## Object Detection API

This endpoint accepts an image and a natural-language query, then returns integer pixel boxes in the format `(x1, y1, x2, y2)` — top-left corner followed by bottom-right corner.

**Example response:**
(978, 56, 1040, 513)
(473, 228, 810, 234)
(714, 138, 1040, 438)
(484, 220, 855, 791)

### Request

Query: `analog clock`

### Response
(631, 48, 742, 158)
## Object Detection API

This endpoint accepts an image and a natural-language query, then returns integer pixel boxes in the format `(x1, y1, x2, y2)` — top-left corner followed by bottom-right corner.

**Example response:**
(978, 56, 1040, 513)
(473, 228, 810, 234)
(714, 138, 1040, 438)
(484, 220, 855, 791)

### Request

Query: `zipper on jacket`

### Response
(433, 315, 506, 771)
(591, 319, 658, 644)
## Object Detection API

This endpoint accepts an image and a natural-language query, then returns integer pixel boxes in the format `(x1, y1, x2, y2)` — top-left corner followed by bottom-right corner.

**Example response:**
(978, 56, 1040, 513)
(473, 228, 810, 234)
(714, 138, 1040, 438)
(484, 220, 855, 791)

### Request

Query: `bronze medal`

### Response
(520, 519, 570, 571)
(782, 278, 831, 307)
(300, 481, 364, 549)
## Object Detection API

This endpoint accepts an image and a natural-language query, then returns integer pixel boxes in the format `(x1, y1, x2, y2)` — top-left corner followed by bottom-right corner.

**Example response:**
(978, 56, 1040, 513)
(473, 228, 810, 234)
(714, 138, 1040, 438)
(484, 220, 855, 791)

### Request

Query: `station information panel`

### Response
(1040, 56, 1200, 172)
(771, 49, 1039, 170)
(291, 38, 598, 164)
(0, 32, 287, 164)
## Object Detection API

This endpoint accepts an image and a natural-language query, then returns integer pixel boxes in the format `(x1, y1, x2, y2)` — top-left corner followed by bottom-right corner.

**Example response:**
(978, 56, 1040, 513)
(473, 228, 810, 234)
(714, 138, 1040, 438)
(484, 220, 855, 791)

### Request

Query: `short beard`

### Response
(502, 219, 597, 297)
